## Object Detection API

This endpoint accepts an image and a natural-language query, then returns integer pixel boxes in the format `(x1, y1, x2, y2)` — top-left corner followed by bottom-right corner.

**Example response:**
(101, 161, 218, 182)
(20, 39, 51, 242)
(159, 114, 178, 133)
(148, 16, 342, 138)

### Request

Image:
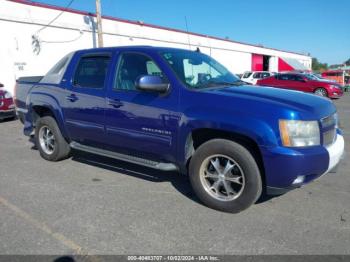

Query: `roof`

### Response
(8, 0, 310, 57)
(322, 69, 344, 73)
(77, 45, 197, 53)
(329, 66, 350, 71)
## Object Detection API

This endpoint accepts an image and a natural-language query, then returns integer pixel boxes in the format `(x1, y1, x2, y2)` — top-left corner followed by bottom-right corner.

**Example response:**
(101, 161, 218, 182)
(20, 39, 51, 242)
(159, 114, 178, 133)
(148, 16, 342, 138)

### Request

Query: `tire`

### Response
(314, 88, 328, 97)
(189, 139, 262, 213)
(35, 116, 71, 161)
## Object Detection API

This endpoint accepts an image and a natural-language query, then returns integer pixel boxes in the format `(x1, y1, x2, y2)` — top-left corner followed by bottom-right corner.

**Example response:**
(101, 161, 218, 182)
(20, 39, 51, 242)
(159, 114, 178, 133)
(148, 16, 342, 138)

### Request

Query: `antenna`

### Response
(184, 16, 192, 50)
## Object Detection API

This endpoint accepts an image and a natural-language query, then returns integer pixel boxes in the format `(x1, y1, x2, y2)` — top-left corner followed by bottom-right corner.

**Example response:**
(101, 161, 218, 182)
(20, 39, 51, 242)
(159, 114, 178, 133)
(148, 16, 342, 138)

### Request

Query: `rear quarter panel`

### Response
(24, 84, 68, 138)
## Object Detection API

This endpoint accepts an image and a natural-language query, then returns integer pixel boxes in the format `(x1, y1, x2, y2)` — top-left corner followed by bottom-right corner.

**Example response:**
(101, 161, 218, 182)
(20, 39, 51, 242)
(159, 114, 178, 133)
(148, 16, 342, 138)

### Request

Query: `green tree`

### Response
(344, 58, 350, 66)
(312, 58, 328, 72)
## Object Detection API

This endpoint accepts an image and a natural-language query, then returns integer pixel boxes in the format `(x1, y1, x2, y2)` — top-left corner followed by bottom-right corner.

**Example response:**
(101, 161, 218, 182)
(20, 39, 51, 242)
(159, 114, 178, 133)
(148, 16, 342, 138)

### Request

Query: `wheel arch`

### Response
(314, 87, 328, 97)
(29, 102, 69, 140)
(183, 128, 266, 189)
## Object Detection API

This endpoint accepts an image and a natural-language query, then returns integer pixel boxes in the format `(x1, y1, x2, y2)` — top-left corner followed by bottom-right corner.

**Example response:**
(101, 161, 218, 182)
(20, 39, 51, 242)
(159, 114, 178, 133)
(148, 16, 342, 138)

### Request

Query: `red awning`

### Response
(278, 57, 308, 72)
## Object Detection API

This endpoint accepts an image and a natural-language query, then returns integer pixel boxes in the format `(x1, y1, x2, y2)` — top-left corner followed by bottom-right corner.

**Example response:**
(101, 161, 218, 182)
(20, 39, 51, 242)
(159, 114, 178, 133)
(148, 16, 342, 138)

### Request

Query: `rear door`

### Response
(63, 52, 112, 147)
(259, 74, 278, 87)
(252, 72, 261, 84)
(275, 74, 294, 90)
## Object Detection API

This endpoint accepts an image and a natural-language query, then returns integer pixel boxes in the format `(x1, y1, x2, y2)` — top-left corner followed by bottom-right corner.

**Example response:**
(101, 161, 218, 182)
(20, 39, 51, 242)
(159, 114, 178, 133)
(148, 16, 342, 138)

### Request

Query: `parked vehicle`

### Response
(257, 73, 343, 98)
(0, 83, 16, 121)
(241, 71, 273, 84)
(14, 76, 43, 124)
(308, 73, 336, 82)
(15, 46, 344, 213)
(291, 71, 337, 83)
(322, 70, 346, 85)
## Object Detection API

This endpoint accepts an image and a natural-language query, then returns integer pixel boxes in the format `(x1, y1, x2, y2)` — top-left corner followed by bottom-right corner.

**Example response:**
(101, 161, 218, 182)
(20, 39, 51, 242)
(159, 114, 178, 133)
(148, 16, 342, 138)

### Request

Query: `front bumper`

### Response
(329, 89, 344, 98)
(0, 109, 16, 120)
(263, 133, 345, 195)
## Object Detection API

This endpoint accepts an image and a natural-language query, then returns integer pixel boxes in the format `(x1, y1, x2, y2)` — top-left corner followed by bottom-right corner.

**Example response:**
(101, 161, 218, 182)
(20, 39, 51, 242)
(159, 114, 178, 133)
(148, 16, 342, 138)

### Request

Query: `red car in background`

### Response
(0, 83, 16, 121)
(256, 73, 343, 98)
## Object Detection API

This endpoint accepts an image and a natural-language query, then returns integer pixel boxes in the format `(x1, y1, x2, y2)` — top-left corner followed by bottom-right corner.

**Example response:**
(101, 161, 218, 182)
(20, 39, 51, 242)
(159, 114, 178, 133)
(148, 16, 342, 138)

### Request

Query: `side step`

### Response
(70, 142, 178, 171)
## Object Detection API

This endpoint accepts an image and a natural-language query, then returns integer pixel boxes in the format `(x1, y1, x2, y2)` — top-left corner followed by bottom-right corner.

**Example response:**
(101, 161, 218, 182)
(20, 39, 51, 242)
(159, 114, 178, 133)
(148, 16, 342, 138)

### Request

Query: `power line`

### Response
(35, 0, 75, 34)
(40, 30, 83, 43)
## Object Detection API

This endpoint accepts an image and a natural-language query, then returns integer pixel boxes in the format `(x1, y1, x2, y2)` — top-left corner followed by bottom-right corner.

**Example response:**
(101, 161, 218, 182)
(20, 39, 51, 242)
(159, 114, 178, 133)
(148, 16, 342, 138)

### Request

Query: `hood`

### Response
(318, 79, 337, 83)
(309, 79, 340, 86)
(203, 85, 336, 120)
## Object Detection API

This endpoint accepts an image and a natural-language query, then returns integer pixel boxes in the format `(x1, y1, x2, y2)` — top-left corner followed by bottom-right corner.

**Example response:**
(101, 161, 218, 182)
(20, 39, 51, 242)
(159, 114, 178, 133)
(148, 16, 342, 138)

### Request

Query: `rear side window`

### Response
(253, 73, 261, 79)
(279, 74, 291, 81)
(261, 72, 270, 78)
(293, 75, 304, 81)
(73, 55, 111, 88)
(242, 72, 252, 78)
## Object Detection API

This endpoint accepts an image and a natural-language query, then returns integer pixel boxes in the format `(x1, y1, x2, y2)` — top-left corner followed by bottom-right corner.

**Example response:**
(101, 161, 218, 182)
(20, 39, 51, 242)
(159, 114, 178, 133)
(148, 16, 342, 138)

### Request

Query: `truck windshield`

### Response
(160, 50, 241, 89)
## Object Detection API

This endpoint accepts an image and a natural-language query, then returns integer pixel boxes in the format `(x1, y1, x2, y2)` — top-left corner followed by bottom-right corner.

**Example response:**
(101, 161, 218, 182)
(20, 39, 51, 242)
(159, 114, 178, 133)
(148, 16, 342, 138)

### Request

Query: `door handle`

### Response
(107, 98, 123, 108)
(66, 94, 78, 102)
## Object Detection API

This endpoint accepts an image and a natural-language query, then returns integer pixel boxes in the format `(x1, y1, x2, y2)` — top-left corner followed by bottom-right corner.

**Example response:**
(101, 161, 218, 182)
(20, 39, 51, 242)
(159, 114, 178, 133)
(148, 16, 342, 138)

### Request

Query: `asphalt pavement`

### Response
(0, 93, 349, 256)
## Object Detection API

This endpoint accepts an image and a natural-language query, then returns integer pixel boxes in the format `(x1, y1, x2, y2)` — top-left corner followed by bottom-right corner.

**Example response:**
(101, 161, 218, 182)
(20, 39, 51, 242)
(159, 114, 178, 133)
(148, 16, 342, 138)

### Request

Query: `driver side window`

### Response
(114, 53, 163, 91)
(183, 59, 220, 87)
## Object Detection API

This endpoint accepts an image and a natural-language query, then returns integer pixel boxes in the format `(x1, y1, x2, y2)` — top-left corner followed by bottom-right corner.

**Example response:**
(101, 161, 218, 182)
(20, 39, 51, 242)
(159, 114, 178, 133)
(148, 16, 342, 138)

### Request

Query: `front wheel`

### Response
(314, 88, 328, 97)
(189, 139, 262, 213)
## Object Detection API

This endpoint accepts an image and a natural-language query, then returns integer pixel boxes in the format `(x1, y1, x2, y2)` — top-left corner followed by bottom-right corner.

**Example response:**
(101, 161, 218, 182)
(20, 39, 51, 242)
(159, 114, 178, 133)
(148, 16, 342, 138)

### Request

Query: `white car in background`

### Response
(241, 71, 274, 85)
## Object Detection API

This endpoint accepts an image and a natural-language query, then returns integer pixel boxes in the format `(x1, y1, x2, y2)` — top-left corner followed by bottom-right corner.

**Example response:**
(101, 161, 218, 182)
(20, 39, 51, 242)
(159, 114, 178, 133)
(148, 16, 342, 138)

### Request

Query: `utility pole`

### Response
(95, 0, 104, 47)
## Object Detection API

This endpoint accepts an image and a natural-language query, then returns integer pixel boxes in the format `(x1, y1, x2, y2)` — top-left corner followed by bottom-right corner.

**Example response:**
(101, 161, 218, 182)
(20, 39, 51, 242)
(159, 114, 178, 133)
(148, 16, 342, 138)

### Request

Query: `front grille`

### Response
(321, 114, 336, 128)
(321, 114, 337, 146)
(0, 110, 15, 119)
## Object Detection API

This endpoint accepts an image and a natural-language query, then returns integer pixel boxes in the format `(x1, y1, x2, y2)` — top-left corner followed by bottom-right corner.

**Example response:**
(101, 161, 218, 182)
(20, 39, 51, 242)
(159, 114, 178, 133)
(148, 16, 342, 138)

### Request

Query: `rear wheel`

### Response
(314, 88, 328, 97)
(189, 139, 262, 213)
(35, 116, 71, 161)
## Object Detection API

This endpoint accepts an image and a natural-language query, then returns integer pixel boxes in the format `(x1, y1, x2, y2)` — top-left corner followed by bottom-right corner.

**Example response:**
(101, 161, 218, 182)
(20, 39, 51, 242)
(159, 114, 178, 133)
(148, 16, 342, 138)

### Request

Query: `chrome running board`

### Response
(70, 142, 178, 171)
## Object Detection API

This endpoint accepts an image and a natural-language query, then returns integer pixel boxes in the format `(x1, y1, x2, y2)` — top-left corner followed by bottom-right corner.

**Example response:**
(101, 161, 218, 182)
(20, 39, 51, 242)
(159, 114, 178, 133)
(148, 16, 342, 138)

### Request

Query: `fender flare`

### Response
(27, 92, 69, 139)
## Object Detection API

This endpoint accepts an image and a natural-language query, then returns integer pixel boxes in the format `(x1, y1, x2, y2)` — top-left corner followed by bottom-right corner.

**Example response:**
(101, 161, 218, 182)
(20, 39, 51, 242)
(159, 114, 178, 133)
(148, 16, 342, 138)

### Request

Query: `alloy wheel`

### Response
(39, 126, 55, 155)
(199, 154, 245, 201)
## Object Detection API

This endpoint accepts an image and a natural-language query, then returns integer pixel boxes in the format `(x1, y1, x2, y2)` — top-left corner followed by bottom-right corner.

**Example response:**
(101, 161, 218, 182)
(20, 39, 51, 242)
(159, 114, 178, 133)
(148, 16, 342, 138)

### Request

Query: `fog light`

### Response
(293, 176, 305, 185)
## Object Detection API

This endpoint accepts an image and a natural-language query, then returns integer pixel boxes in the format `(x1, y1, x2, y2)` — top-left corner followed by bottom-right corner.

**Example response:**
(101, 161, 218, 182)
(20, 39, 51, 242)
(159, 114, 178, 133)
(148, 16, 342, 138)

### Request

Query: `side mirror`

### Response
(0, 83, 4, 88)
(136, 75, 169, 93)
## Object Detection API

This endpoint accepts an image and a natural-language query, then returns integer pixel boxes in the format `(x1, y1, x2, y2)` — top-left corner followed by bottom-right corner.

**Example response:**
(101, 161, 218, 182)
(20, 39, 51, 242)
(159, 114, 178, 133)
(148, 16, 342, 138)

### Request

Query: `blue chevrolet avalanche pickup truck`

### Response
(15, 46, 345, 213)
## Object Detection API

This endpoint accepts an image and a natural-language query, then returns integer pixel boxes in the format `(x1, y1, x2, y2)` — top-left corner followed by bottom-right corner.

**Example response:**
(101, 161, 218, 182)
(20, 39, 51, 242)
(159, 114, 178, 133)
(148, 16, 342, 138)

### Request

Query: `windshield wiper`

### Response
(193, 80, 248, 90)
(205, 80, 246, 87)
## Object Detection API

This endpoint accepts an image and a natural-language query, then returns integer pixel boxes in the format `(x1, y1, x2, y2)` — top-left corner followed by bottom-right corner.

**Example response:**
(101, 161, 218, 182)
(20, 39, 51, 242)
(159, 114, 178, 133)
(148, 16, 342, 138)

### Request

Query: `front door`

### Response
(63, 52, 112, 147)
(275, 74, 294, 90)
(104, 52, 178, 162)
(289, 75, 312, 93)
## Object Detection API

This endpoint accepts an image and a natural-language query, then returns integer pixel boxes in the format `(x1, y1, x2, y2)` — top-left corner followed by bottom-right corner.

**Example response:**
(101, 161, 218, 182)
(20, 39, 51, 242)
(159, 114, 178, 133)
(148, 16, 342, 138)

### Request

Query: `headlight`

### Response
(279, 120, 320, 147)
(4, 91, 12, 99)
(330, 85, 340, 90)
